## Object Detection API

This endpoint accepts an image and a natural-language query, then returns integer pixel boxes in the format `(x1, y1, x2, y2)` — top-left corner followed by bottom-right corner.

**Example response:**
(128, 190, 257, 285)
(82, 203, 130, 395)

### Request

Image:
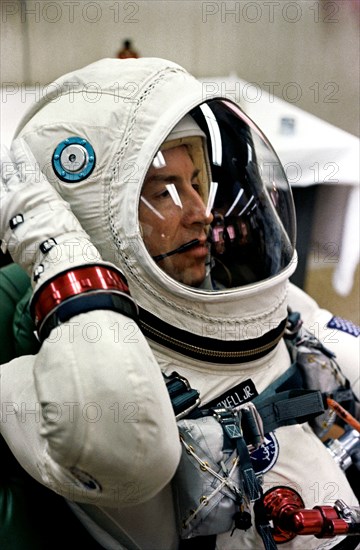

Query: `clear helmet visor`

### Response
(139, 99, 296, 291)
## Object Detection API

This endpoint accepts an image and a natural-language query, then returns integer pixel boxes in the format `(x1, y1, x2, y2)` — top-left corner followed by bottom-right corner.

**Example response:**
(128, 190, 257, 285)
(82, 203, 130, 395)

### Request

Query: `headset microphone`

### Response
(152, 239, 200, 263)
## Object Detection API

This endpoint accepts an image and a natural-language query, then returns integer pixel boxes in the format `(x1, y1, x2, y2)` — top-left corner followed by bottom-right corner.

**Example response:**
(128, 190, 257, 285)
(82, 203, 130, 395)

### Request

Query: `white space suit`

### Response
(0, 58, 359, 549)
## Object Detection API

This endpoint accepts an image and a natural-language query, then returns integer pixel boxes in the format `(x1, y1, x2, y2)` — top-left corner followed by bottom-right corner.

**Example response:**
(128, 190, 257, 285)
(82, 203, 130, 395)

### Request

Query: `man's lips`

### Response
(186, 242, 209, 259)
(180, 239, 209, 258)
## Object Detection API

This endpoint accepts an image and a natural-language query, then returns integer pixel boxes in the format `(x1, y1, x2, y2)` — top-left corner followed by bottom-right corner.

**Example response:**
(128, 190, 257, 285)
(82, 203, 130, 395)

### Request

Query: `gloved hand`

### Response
(0, 138, 133, 340)
(0, 138, 101, 287)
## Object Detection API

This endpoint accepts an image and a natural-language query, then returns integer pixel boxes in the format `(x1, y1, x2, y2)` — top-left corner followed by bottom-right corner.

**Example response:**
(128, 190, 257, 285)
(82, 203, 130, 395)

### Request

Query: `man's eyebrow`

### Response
(145, 174, 178, 184)
(145, 168, 200, 184)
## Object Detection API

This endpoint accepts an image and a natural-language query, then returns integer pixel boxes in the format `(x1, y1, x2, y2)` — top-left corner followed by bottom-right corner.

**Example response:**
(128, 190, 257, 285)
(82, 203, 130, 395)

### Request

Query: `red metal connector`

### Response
(263, 486, 351, 543)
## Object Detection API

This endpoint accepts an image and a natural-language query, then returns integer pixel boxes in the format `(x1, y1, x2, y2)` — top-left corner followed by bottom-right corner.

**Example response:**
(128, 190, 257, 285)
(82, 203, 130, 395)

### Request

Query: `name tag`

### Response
(206, 379, 258, 409)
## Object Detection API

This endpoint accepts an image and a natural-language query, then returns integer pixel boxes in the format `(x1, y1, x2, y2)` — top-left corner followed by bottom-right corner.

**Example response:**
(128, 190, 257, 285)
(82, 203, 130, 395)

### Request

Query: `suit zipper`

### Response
(140, 320, 285, 360)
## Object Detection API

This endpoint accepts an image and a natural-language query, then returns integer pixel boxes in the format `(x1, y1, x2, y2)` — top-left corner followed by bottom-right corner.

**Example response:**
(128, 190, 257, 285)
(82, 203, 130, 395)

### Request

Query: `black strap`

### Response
(193, 389, 325, 434)
(254, 491, 278, 550)
(253, 389, 325, 434)
(179, 535, 217, 549)
(254, 362, 304, 399)
(39, 291, 138, 341)
(215, 409, 277, 550)
(163, 372, 200, 419)
(330, 536, 360, 550)
(214, 408, 261, 503)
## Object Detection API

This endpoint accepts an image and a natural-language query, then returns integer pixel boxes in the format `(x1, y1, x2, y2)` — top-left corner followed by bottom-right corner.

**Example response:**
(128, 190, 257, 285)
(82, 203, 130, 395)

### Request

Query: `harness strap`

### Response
(234, 437, 277, 550)
(213, 407, 277, 550)
(164, 366, 325, 434)
(253, 389, 325, 434)
(254, 362, 303, 400)
(194, 388, 324, 434)
(179, 535, 216, 549)
(163, 372, 200, 419)
(213, 408, 261, 502)
(254, 491, 278, 550)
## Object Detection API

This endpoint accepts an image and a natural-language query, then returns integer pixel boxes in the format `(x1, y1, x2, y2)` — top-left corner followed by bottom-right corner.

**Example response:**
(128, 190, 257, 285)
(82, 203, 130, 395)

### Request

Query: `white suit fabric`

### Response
(0, 58, 359, 549)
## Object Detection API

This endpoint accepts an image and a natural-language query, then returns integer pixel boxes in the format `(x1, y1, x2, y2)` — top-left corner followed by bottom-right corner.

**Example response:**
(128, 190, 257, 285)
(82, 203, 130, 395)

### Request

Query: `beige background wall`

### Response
(1, 0, 359, 137)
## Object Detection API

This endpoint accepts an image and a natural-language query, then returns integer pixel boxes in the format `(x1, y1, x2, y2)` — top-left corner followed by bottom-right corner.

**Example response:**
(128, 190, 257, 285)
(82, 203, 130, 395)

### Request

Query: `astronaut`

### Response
(0, 58, 359, 550)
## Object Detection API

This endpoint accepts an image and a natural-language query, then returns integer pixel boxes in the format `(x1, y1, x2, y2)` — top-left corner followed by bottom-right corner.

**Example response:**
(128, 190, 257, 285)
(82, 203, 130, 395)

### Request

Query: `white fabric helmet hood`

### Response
(16, 58, 297, 345)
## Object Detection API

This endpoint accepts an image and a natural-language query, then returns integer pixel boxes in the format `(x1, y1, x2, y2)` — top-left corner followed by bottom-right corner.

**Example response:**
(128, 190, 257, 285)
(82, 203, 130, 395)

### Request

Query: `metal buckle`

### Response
(212, 407, 233, 422)
(237, 402, 264, 451)
(175, 396, 201, 420)
(165, 371, 191, 391)
(212, 404, 264, 450)
(212, 407, 243, 441)
(165, 372, 202, 420)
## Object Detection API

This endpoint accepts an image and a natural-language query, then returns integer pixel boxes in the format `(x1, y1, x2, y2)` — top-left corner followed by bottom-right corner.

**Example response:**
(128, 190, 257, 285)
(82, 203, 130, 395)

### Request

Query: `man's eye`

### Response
(192, 183, 201, 194)
(152, 187, 170, 199)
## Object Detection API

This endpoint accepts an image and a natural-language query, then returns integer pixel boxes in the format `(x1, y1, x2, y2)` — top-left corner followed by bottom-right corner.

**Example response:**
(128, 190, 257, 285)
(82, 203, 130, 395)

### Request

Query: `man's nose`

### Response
(183, 188, 214, 225)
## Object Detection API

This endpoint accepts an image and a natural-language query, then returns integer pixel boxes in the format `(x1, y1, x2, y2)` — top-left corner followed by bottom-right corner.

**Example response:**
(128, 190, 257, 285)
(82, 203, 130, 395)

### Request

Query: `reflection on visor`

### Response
(199, 103, 222, 166)
(238, 195, 254, 217)
(224, 187, 244, 217)
(139, 99, 296, 291)
(206, 181, 218, 218)
(140, 196, 165, 220)
(152, 150, 166, 169)
(165, 183, 182, 208)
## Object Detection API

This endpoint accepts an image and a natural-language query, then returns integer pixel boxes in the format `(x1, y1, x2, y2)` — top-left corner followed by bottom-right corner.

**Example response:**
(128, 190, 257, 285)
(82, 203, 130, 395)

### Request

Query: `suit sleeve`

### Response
(0, 309, 182, 508)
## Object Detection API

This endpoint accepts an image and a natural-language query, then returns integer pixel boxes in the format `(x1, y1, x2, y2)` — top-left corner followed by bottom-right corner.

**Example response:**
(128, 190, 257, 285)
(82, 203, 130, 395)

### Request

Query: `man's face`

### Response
(139, 145, 213, 287)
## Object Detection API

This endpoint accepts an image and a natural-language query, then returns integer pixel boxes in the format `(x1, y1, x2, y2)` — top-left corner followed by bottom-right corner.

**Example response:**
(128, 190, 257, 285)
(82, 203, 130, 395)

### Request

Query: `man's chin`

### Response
(158, 258, 206, 287)
(177, 268, 207, 288)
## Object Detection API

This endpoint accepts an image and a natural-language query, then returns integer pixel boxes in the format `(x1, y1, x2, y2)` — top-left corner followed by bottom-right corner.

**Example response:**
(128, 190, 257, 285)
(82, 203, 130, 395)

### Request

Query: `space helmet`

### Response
(16, 58, 297, 360)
